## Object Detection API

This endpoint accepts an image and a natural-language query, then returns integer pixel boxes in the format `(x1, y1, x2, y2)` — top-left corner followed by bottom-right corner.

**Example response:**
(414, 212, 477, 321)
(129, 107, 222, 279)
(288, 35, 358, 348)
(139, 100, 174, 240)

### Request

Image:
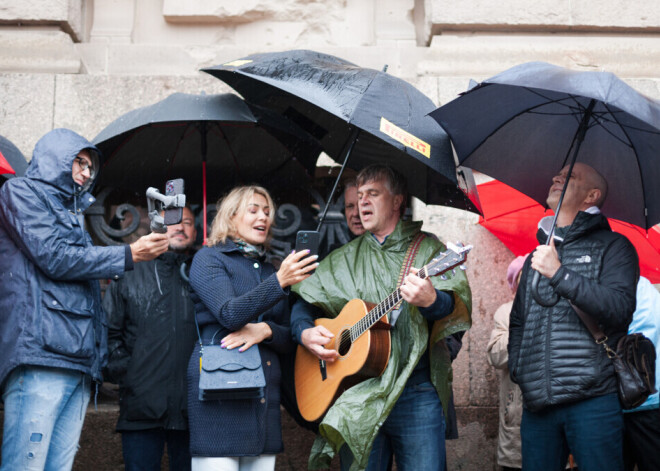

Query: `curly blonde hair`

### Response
(207, 185, 275, 247)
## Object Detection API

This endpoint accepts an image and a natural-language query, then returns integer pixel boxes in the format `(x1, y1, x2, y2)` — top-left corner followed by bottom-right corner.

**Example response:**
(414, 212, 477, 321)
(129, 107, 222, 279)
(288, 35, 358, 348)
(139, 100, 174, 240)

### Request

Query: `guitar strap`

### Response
(390, 232, 426, 326)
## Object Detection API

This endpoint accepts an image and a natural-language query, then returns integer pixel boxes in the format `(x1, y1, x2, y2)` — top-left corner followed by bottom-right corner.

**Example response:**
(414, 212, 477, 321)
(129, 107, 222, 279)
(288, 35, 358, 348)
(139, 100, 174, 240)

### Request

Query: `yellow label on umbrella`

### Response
(380, 117, 431, 158)
(223, 60, 253, 67)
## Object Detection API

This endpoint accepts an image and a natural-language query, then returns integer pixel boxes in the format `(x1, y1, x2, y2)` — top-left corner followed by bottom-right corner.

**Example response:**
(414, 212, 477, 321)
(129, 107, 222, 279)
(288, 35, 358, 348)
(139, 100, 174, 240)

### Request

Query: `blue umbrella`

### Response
(430, 61, 660, 304)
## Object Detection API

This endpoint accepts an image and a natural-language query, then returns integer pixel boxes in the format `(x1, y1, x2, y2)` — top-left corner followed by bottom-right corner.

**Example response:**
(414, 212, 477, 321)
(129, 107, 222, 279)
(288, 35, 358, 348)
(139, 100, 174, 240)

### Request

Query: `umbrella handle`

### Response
(531, 270, 560, 307)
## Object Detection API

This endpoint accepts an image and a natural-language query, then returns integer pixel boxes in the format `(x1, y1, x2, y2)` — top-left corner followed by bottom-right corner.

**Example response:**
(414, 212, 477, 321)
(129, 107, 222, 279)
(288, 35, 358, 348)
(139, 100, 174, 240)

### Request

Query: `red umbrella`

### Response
(477, 179, 660, 283)
(0, 150, 16, 175)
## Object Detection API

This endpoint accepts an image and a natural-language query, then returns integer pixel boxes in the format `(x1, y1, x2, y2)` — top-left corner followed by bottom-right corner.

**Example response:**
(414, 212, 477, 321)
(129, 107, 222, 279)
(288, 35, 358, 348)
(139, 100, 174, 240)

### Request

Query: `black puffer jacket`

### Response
(508, 211, 638, 412)
(104, 252, 197, 431)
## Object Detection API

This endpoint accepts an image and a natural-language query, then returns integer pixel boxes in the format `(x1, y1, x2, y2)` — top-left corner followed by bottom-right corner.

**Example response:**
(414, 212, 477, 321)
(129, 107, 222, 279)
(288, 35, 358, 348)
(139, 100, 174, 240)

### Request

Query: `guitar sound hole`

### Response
(337, 330, 352, 356)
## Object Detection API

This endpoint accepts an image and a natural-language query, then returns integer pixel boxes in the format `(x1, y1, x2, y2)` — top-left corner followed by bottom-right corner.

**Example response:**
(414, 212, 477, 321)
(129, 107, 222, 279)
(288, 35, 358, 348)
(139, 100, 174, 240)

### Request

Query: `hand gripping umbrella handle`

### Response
(529, 99, 597, 309)
(531, 270, 560, 307)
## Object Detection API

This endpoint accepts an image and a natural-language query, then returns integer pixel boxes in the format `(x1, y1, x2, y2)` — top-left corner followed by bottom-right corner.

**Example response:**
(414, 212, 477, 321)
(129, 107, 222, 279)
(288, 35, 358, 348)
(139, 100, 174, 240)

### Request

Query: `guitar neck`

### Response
(350, 266, 430, 340)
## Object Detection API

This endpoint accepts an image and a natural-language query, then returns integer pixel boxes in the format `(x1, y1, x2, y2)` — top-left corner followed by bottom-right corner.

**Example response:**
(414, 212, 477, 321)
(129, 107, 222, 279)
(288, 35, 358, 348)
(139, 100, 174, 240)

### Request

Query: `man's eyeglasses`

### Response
(75, 157, 94, 174)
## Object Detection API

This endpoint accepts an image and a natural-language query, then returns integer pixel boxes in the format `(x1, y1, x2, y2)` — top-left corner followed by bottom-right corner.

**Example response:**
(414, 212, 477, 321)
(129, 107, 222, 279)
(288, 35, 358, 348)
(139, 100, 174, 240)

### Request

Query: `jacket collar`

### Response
(158, 250, 195, 264)
(537, 209, 610, 246)
(364, 219, 423, 251)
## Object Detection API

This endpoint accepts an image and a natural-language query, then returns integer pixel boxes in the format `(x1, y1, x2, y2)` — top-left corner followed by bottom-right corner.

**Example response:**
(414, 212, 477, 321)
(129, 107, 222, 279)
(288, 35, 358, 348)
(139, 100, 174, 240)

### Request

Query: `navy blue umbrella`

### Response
(430, 61, 660, 229)
(430, 61, 660, 304)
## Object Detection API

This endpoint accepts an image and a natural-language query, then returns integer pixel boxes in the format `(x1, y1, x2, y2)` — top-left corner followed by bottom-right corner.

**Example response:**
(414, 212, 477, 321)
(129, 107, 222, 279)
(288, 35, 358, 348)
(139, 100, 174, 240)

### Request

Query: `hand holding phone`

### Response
(295, 230, 320, 273)
(276, 232, 320, 288)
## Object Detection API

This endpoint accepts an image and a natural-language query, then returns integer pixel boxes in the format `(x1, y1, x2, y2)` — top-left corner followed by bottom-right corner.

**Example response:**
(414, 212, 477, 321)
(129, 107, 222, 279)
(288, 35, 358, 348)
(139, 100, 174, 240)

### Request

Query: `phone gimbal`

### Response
(146, 187, 186, 234)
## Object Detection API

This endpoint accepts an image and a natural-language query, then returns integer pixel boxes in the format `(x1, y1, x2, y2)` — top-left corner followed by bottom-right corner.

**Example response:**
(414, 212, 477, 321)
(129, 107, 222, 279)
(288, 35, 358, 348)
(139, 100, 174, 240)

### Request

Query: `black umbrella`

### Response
(430, 61, 660, 304)
(0, 135, 28, 180)
(202, 50, 477, 216)
(93, 92, 321, 241)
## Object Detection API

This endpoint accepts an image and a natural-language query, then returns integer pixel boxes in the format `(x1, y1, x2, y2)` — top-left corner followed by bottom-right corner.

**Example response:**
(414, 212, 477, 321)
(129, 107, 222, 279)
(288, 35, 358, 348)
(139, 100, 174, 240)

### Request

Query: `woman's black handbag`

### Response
(571, 303, 656, 409)
(196, 322, 266, 401)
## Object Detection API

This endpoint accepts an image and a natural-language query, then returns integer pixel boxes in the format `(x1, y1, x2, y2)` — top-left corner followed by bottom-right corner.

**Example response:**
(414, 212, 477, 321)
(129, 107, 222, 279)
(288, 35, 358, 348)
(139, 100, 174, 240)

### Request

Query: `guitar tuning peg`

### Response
(440, 275, 448, 281)
(459, 265, 466, 271)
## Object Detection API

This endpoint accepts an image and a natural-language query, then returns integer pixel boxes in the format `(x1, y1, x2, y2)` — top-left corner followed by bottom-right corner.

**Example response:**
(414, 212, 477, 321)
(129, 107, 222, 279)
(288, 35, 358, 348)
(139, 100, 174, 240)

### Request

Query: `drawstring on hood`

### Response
(154, 260, 163, 295)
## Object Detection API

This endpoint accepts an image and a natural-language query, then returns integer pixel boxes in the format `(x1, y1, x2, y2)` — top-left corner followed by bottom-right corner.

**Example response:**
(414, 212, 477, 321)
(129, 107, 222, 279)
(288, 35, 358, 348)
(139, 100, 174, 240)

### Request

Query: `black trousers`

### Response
(623, 407, 660, 471)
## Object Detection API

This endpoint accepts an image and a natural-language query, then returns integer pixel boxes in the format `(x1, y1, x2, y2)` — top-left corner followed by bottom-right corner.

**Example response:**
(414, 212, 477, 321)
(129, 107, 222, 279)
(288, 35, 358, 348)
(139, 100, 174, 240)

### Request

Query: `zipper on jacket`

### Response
(544, 244, 563, 403)
(544, 307, 553, 402)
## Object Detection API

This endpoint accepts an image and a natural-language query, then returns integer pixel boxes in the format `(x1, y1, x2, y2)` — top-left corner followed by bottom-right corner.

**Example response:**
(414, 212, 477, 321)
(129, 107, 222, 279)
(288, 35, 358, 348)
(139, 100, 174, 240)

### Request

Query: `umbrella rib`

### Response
(591, 112, 660, 136)
(210, 123, 245, 181)
(526, 88, 660, 138)
(344, 69, 383, 125)
(101, 123, 189, 170)
(483, 203, 545, 221)
(585, 112, 635, 149)
(463, 93, 581, 165)
(506, 92, 644, 169)
(167, 125, 197, 178)
(602, 101, 650, 228)
(525, 89, 589, 116)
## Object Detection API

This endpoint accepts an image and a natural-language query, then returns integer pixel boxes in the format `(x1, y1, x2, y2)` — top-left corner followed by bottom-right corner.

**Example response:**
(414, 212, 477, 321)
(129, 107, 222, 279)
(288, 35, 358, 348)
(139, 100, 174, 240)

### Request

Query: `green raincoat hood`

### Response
(293, 220, 472, 470)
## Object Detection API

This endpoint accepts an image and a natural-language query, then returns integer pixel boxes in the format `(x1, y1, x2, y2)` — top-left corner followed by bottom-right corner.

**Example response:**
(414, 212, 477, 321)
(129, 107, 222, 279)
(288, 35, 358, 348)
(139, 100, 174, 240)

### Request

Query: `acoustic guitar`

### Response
(294, 242, 472, 422)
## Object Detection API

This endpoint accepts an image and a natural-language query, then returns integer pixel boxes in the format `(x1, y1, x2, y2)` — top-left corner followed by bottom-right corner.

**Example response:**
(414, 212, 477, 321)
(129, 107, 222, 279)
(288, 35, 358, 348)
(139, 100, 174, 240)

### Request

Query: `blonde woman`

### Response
(187, 185, 317, 471)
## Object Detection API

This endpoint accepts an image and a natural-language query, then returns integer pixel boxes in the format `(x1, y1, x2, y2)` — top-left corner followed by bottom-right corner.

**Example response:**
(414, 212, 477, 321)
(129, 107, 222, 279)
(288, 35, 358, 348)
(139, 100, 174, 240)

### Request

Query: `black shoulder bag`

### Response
(571, 302, 656, 409)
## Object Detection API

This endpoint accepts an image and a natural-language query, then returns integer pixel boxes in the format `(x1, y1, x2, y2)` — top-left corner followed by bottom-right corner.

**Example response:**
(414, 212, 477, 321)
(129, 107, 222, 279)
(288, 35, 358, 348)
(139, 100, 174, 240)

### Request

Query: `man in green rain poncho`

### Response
(291, 165, 472, 471)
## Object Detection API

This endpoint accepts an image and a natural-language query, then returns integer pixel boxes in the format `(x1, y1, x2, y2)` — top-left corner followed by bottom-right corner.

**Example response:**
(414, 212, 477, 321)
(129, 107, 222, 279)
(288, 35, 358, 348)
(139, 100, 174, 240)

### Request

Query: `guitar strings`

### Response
(349, 266, 433, 341)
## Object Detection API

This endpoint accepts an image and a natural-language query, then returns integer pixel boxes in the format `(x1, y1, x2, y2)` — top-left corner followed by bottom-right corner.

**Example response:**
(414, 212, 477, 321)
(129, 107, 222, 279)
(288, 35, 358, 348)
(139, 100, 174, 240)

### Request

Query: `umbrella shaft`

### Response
(544, 99, 597, 244)
(317, 127, 360, 232)
(533, 99, 596, 308)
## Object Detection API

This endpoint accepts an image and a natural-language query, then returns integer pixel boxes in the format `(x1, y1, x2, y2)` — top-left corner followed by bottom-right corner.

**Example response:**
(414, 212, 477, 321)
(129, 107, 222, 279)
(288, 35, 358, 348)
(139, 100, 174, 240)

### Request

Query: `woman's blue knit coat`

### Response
(187, 240, 293, 456)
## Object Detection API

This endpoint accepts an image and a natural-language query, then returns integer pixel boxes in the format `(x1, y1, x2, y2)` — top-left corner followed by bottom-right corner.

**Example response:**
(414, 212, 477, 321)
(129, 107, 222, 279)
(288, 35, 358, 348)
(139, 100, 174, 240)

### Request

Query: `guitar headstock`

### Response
(426, 242, 473, 278)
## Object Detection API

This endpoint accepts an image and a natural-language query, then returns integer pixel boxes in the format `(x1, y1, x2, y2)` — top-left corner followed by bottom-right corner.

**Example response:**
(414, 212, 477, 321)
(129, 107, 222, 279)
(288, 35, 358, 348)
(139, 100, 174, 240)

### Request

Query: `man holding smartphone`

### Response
(0, 128, 168, 471)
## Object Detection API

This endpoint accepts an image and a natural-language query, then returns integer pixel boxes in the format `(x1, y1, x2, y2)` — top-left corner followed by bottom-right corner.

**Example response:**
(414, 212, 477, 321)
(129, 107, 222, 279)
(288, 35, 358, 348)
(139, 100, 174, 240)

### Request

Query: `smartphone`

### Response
(295, 230, 320, 273)
(163, 178, 184, 225)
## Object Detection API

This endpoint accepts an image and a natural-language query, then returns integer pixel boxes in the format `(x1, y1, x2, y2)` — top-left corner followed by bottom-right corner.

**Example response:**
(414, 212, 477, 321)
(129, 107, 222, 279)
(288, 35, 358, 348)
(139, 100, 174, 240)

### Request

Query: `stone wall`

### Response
(1, 1, 660, 469)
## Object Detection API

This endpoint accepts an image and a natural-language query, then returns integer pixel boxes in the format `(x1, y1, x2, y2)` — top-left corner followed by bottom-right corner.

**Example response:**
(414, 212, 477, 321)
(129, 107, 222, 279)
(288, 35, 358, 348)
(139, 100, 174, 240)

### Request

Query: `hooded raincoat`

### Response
(292, 220, 471, 469)
(0, 128, 126, 388)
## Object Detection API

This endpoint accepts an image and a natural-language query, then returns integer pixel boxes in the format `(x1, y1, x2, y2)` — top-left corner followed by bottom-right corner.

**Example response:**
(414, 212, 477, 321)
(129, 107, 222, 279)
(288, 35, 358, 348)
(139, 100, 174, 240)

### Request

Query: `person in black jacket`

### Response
(508, 163, 639, 471)
(104, 206, 198, 471)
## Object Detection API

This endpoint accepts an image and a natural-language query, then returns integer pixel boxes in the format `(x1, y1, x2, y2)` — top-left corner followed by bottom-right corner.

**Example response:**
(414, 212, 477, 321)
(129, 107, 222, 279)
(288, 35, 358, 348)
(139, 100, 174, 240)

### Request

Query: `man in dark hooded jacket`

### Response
(0, 128, 168, 471)
(103, 206, 197, 471)
(508, 162, 639, 471)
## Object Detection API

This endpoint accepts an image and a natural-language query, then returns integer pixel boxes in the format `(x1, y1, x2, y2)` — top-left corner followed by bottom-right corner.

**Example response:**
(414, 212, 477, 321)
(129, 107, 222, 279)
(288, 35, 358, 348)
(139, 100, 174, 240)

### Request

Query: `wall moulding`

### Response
(0, 0, 86, 41)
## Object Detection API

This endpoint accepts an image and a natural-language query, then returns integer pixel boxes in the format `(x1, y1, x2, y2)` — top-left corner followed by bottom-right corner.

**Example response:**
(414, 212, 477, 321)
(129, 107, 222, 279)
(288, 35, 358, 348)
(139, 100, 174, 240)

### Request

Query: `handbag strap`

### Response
(398, 232, 427, 285)
(570, 302, 617, 358)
